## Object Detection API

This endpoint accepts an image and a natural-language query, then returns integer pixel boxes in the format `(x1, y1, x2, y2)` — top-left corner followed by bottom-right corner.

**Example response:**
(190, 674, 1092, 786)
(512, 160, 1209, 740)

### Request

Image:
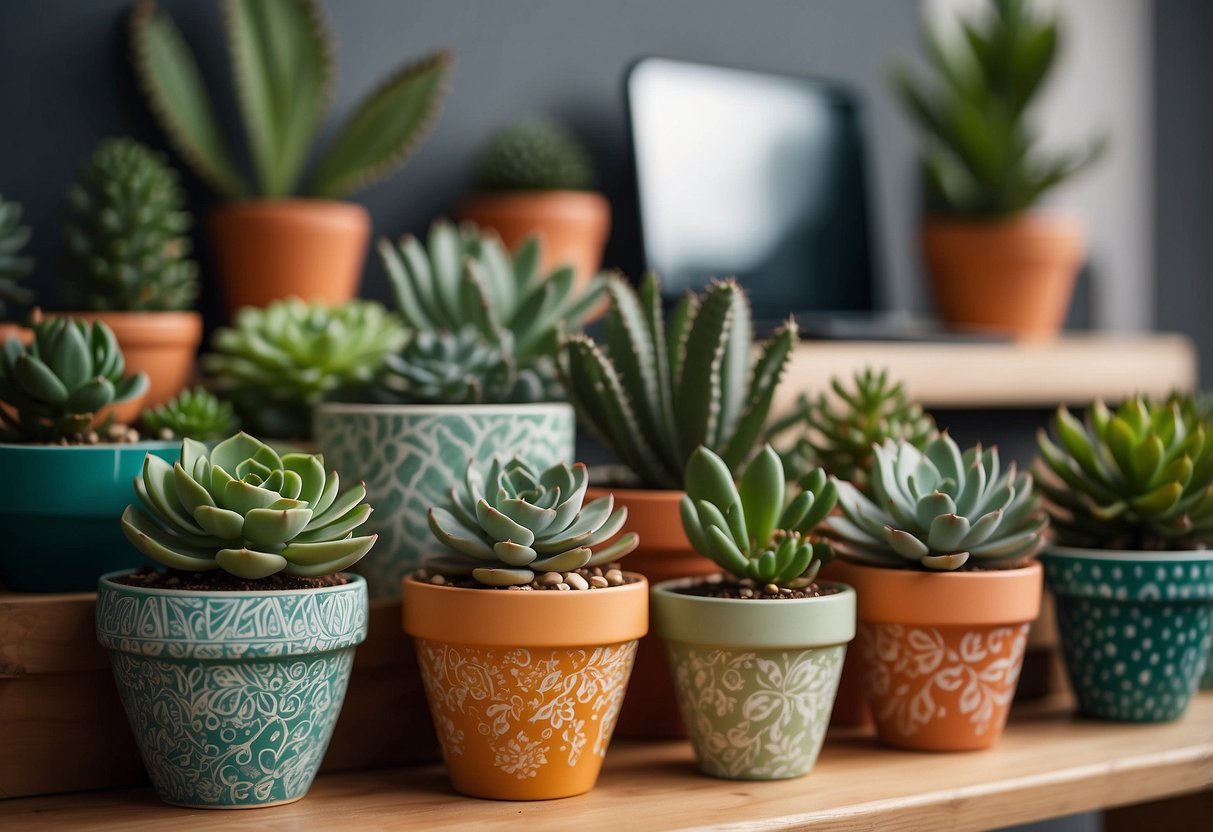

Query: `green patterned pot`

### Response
(0, 441, 178, 592)
(651, 578, 855, 780)
(1041, 546, 1213, 722)
(313, 402, 575, 599)
(97, 572, 368, 808)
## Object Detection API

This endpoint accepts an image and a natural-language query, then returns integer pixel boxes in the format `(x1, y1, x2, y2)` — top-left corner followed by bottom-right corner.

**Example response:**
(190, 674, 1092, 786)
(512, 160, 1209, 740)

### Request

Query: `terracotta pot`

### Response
(586, 486, 720, 739)
(819, 559, 873, 728)
(403, 575, 647, 800)
(844, 561, 1042, 751)
(921, 214, 1083, 340)
(0, 321, 31, 345)
(209, 199, 370, 316)
(65, 311, 202, 408)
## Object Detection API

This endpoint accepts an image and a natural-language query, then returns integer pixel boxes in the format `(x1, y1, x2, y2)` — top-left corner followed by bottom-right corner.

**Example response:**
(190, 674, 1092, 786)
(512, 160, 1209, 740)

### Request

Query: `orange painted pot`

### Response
(402, 575, 648, 800)
(819, 559, 872, 728)
(922, 214, 1083, 340)
(0, 321, 32, 345)
(844, 561, 1042, 751)
(586, 486, 720, 739)
(65, 311, 202, 408)
(209, 199, 370, 317)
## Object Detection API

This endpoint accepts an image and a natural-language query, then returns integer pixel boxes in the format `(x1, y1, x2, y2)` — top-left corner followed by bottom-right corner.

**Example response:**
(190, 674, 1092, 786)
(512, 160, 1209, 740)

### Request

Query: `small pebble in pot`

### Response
(556, 582, 571, 591)
(764, 583, 780, 596)
(429, 574, 446, 586)
(565, 572, 589, 591)
(739, 587, 754, 599)
(539, 572, 563, 587)
(590, 575, 609, 589)
(605, 569, 624, 586)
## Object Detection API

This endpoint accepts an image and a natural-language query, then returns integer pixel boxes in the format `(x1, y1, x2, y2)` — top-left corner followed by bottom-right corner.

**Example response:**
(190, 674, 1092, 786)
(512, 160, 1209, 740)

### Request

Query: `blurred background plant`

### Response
(141, 385, 238, 441)
(474, 116, 594, 192)
(0, 194, 34, 319)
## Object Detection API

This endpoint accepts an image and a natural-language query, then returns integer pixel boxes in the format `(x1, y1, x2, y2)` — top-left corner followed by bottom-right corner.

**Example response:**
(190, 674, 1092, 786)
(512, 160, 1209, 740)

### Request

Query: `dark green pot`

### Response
(1041, 546, 1213, 722)
(0, 442, 178, 592)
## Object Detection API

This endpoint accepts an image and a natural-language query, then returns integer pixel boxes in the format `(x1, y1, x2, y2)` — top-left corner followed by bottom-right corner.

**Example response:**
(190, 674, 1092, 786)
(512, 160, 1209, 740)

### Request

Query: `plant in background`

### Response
(560, 274, 797, 489)
(121, 432, 376, 579)
(766, 368, 936, 490)
(131, 0, 450, 199)
(474, 117, 593, 192)
(0, 316, 148, 442)
(827, 432, 1047, 570)
(890, 0, 1105, 216)
(61, 138, 198, 311)
(368, 328, 542, 405)
(1036, 396, 1213, 550)
(203, 298, 406, 438)
(141, 386, 238, 440)
(681, 445, 836, 590)
(0, 194, 34, 317)
(427, 458, 638, 587)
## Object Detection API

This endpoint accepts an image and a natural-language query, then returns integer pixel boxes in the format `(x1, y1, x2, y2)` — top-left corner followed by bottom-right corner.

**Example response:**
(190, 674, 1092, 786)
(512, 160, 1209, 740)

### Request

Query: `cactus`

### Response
(474, 116, 593, 192)
(142, 386, 239, 440)
(0, 316, 149, 442)
(0, 194, 34, 317)
(681, 445, 836, 589)
(203, 298, 406, 439)
(369, 328, 543, 405)
(120, 432, 376, 580)
(826, 433, 1047, 571)
(427, 458, 638, 587)
(1036, 396, 1213, 550)
(560, 274, 798, 489)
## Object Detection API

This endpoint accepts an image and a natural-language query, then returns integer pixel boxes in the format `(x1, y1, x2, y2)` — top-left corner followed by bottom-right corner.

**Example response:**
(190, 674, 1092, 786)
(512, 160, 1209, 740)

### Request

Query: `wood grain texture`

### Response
(4, 694, 1210, 831)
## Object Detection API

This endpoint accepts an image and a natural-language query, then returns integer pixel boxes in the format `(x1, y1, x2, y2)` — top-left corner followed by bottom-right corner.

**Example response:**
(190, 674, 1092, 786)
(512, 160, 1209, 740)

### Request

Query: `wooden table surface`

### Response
(4, 693, 1210, 831)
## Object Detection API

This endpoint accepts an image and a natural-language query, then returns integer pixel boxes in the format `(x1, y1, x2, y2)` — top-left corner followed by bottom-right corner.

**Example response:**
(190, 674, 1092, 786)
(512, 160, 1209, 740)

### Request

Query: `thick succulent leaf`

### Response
(281, 534, 376, 570)
(140, 454, 207, 535)
(222, 479, 282, 515)
(921, 552, 970, 571)
(704, 524, 750, 577)
(292, 503, 372, 543)
(533, 495, 613, 554)
(211, 432, 279, 478)
(194, 504, 247, 539)
(15, 355, 68, 404)
(496, 497, 557, 537)
(173, 462, 216, 516)
(471, 566, 534, 587)
(282, 453, 327, 507)
(883, 526, 929, 560)
(717, 321, 797, 471)
(492, 540, 537, 566)
(584, 531, 639, 567)
(680, 494, 711, 554)
(960, 509, 1004, 548)
(738, 446, 785, 549)
(530, 547, 592, 572)
(927, 513, 971, 552)
(684, 446, 741, 515)
(217, 547, 289, 579)
(475, 500, 535, 546)
(915, 491, 958, 529)
(428, 507, 495, 559)
(120, 506, 219, 570)
(308, 480, 367, 529)
(242, 507, 313, 546)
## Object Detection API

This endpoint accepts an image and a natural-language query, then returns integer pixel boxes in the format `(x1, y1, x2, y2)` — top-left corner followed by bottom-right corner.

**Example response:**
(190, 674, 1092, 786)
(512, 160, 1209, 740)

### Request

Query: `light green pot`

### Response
(314, 402, 575, 598)
(651, 578, 856, 780)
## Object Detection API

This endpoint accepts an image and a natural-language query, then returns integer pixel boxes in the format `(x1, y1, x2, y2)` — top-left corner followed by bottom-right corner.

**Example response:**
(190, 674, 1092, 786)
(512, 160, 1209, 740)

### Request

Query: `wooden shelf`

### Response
(4, 693, 1210, 831)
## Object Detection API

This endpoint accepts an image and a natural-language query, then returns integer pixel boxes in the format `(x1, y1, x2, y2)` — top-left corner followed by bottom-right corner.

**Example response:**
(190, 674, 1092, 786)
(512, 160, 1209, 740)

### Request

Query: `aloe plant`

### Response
(0, 194, 34, 318)
(369, 328, 542, 405)
(130, 0, 451, 199)
(121, 432, 376, 579)
(681, 445, 836, 589)
(475, 117, 593, 192)
(560, 275, 797, 489)
(142, 386, 238, 440)
(428, 458, 638, 587)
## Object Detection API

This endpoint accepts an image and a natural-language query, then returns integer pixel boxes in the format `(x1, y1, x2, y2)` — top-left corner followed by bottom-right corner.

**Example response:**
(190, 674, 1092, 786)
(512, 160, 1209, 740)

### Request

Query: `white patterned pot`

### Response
(96, 572, 368, 808)
(314, 402, 575, 599)
(651, 578, 856, 780)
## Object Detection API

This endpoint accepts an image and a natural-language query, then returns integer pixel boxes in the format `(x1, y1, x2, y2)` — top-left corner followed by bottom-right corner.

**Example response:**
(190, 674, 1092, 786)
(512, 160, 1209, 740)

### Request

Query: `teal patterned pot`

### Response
(97, 572, 368, 808)
(1041, 546, 1213, 722)
(651, 578, 855, 780)
(314, 402, 575, 598)
(0, 441, 178, 592)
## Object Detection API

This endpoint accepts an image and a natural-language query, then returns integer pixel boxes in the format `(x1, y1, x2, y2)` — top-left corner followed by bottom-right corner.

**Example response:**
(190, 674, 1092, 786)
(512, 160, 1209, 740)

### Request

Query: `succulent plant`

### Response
(203, 298, 406, 439)
(0, 316, 149, 442)
(681, 445, 836, 589)
(766, 368, 937, 491)
(560, 274, 798, 490)
(826, 432, 1047, 571)
(61, 138, 199, 312)
(474, 116, 594, 192)
(121, 432, 376, 579)
(1035, 396, 1213, 550)
(428, 458, 638, 587)
(131, 0, 450, 199)
(0, 194, 34, 317)
(141, 386, 239, 440)
(369, 328, 542, 405)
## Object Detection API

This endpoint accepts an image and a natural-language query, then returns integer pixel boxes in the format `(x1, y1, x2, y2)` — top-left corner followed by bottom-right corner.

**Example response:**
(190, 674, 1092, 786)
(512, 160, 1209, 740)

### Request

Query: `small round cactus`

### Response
(141, 386, 238, 440)
(474, 117, 593, 192)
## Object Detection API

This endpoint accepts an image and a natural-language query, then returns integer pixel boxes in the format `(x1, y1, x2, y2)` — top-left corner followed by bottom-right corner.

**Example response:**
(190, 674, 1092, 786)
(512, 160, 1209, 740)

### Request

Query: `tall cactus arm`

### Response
(642, 274, 679, 469)
(675, 281, 735, 462)
(715, 279, 753, 448)
(665, 288, 698, 388)
(718, 319, 798, 471)
(604, 276, 666, 465)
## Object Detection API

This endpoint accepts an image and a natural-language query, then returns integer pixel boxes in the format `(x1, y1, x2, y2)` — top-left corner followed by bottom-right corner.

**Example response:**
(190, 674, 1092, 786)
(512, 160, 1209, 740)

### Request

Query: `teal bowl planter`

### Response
(96, 572, 369, 808)
(314, 402, 575, 598)
(1041, 546, 1213, 722)
(0, 441, 178, 592)
(651, 578, 856, 780)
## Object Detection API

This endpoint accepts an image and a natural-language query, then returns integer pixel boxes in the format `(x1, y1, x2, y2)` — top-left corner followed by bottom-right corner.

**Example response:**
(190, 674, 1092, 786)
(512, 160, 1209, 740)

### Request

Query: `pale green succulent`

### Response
(121, 432, 376, 579)
(826, 433, 1047, 571)
(428, 458, 638, 587)
(369, 328, 542, 405)
(141, 386, 238, 440)
(681, 445, 836, 589)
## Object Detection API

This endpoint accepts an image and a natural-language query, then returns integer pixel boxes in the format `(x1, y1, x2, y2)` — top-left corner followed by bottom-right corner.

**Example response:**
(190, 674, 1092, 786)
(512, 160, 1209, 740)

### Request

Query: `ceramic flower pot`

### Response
(0, 441, 177, 591)
(844, 561, 1042, 751)
(818, 559, 872, 727)
(403, 575, 647, 800)
(96, 572, 368, 808)
(1040, 546, 1213, 721)
(65, 310, 202, 408)
(651, 578, 855, 780)
(209, 199, 370, 317)
(314, 402, 576, 599)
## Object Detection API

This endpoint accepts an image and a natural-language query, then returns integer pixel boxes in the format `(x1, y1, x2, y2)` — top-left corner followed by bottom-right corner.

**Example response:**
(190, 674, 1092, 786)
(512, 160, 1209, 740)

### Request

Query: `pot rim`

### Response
(315, 400, 573, 417)
(0, 439, 179, 452)
(1043, 545, 1213, 562)
(211, 197, 368, 212)
(585, 484, 682, 501)
(98, 569, 366, 598)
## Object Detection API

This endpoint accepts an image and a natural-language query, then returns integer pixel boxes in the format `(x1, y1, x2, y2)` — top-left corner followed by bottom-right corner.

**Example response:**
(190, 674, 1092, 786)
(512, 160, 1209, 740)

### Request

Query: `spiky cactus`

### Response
(203, 298, 406, 439)
(681, 445, 836, 589)
(369, 329, 542, 405)
(560, 274, 797, 489)
(1036, 396, 1213, 550)
(474, 117, 594, 191)
(428, 458, 638, 587)
(0, 194, 34, 317)
(0, 316, 148, 442)
(120, 432, 376, 580)
(141, 386, 238, 440)
(827, 433, 1047, 571)
(61, 138, 199, 311)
